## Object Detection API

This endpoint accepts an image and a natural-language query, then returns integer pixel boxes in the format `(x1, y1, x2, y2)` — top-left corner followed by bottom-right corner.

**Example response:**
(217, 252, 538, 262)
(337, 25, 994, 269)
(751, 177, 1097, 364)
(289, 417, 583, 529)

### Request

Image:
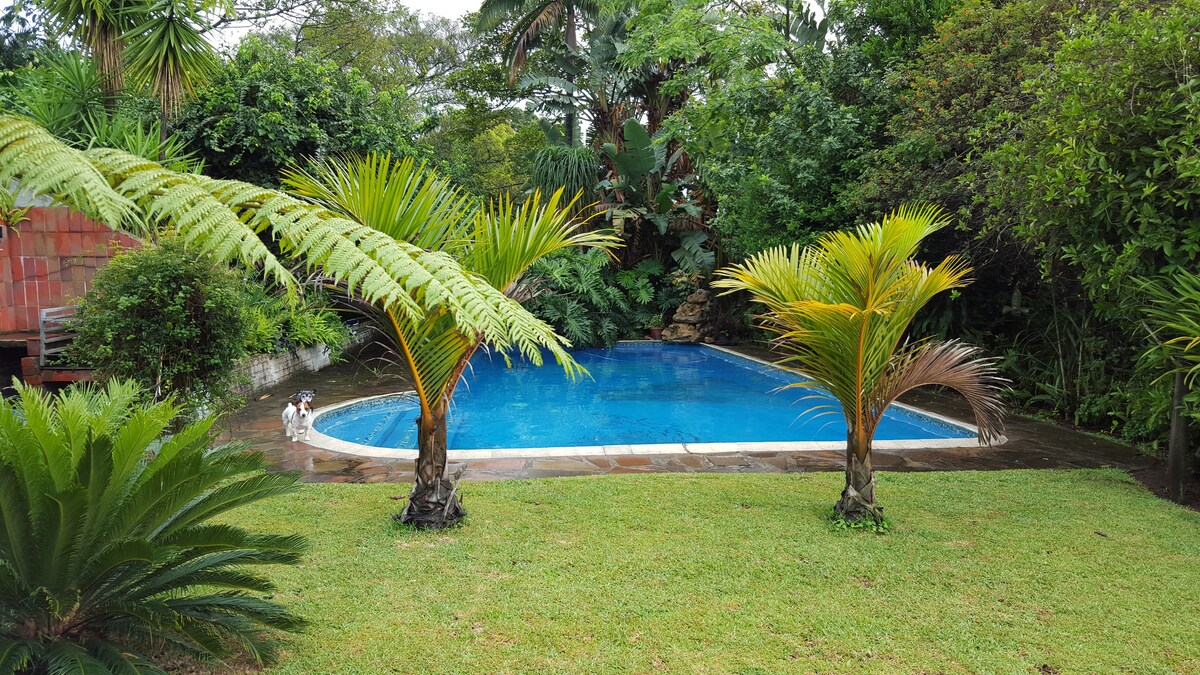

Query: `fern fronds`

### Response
(0, 115, 133, 229)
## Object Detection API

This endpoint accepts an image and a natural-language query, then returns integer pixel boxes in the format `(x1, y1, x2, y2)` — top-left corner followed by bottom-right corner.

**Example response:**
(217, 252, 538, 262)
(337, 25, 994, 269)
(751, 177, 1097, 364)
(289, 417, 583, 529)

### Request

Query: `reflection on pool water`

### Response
(314, 342, 975, 450)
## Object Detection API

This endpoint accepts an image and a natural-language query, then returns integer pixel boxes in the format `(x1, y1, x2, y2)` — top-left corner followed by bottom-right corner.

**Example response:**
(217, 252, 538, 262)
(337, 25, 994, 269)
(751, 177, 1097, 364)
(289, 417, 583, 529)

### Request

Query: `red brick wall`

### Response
(0, 207, 140, 333)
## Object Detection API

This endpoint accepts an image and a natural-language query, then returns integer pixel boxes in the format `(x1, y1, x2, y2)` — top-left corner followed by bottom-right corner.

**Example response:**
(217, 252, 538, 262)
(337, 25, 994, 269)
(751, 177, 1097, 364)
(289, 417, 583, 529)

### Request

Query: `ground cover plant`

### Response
(221, 470, 1200, 673)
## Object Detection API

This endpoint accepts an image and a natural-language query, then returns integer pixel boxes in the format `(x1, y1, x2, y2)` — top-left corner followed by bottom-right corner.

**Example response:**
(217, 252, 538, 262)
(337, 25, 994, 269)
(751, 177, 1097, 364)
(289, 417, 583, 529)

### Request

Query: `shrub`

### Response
(173, 36, 420, 188)
(525, 249, 685, 346)
(0, 380, 306, 673)
(70, 239, 250, 408)
(240, 285, 351, 360)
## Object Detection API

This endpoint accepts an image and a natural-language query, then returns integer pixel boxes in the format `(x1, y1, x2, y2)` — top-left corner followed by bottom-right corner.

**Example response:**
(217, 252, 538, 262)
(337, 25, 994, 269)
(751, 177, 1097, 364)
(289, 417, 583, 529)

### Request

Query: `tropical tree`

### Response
(122, 0, 225, 123)
(0, 380, 306, 673)
(0, 114, 588, 478)
(284, 153, 619, 529)
(476, 0, 598, 76)
(38, 0, 133, 96)
(713, 205, 1006, 522)
(1141, 272, 1200, 503)
(476, 0, 600, 146)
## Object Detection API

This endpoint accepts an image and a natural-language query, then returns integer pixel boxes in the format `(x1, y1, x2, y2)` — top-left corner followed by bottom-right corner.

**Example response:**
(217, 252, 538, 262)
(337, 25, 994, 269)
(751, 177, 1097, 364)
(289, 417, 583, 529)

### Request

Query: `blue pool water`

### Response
(315, 343, 974, 450)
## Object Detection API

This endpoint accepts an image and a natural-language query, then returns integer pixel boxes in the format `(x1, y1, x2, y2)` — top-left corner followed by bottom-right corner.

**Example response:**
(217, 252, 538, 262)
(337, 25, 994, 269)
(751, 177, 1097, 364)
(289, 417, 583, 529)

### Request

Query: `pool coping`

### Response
(303, 342, 1005, 460)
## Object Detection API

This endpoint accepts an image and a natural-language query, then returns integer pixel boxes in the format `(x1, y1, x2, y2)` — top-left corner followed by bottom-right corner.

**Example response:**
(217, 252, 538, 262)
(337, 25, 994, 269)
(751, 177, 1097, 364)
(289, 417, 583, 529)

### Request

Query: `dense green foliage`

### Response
(70, 240, 250, 407)
(241, 286, 352, 360)
(0, 381, 305, 674)
(526, 249, 683, 346)
(0, 50, 202, 170)
(4, 0, 1197, 461)
(173, 37, 420, 187)
(697, 70, 870, 255)
(220, 471, 1200, 672)
(1004, 0, 1200, 319)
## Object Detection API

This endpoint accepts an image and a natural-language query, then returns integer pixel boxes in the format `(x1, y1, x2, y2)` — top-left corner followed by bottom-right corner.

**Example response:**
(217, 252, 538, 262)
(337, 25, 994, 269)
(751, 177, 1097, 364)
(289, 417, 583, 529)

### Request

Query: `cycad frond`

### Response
(0, 381, 305, 672)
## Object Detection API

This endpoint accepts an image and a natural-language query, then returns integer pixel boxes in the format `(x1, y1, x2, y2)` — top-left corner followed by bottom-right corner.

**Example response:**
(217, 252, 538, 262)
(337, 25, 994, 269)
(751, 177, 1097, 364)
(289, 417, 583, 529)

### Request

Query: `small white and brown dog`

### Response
(282, 390, 316, 442)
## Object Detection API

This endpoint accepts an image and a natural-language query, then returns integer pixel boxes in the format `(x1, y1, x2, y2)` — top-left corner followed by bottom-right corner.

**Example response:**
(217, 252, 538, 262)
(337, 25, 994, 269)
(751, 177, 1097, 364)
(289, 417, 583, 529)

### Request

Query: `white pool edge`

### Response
(303, 342, 1006, 460)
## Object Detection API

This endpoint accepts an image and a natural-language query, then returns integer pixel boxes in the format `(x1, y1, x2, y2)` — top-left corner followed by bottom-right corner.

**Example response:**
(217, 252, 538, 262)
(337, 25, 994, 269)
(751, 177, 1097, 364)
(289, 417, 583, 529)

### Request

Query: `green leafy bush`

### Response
(526, 249, 685, 346)
(240, 286, 351, 360)
(173, 36, 420, 188)
(70, 239, 250, 407)
(0, 380, 306, 673)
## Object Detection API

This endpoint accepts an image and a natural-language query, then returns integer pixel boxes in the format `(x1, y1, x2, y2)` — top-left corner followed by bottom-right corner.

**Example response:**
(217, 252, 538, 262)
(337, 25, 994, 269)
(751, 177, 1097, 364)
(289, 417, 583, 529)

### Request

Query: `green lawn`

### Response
(224, 470, 1200, 674)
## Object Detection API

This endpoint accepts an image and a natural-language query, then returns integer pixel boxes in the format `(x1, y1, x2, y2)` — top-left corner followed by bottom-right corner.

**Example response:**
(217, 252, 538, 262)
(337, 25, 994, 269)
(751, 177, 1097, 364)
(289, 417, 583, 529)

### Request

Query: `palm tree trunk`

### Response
(835, 429, 882, 522)
(1167, 370, 1188, 503)
(397, 399, 466, 529)
(563, 3, 578, 147)
(90, 23, 125, 103)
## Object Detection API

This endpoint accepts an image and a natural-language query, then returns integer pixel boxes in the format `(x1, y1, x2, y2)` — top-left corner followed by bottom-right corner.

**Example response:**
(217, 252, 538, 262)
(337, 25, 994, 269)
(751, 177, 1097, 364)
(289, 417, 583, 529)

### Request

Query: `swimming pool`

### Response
(307, 342, 985, 459)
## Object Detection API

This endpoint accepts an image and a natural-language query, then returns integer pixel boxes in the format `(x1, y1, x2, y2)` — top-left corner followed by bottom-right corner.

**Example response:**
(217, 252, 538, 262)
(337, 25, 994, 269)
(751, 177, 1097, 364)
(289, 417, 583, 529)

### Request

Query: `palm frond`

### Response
(715, 203, 1002, 446)
(871, 340, 1007, 444)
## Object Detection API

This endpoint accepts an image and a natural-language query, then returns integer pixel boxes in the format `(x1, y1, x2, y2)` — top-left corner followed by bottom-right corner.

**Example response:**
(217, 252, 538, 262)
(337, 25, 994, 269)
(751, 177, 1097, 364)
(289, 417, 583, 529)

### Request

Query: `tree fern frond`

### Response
(0, 115, 133, 229)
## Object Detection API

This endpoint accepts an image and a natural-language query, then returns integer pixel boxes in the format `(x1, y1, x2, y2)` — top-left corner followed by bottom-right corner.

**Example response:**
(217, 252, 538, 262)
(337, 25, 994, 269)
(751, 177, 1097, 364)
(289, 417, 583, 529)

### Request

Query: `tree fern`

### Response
(0, 115, 566, 336)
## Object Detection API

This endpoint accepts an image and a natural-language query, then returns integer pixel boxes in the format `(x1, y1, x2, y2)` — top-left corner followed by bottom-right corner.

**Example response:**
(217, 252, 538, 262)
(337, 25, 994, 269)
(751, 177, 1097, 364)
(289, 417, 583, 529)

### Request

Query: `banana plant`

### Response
(598, 118, 699, 234)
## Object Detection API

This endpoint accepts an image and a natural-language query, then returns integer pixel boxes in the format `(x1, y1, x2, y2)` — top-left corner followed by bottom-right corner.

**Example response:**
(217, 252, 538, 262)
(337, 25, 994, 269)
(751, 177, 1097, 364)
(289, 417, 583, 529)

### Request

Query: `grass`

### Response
(223, 469, 1200, 674)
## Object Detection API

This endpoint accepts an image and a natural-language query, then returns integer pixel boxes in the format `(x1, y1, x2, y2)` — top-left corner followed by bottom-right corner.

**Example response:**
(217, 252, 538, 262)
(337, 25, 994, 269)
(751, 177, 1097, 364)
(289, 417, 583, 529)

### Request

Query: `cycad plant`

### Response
(0, 380, 306, 673)
(714, 205, 1006, 522)
(284, 154, 619, 528)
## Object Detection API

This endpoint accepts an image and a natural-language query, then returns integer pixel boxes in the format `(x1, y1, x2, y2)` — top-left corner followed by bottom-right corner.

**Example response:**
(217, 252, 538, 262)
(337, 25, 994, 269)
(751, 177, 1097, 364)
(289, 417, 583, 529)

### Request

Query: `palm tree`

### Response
(477, 0, 599, 75)
(476, 0, 599, 146)
(39, 0, 222, 121)
(714, 205, 1006, 522)
(122, 0, 223, 125)
(284, 154, 619, 528)
(0, 380, 306, 672)
(39, 0, 135, 97)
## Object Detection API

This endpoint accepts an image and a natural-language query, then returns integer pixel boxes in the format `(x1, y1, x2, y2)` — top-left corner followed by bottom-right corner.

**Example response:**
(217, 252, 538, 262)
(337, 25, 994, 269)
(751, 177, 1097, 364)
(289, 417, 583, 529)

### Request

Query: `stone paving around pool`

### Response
(219, 344, 1155, 484)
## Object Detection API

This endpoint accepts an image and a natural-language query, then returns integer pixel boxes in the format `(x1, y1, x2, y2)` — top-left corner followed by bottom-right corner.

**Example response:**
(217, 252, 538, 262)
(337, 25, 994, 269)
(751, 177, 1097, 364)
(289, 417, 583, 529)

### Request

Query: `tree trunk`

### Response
(90, 23, 125, 103)
(396, 400, 466, 529)
(159, 64, 184, 141)
(835, 429, 882, 522)
(563, 4, 578, 147)
(1167, 370, 1188, 503)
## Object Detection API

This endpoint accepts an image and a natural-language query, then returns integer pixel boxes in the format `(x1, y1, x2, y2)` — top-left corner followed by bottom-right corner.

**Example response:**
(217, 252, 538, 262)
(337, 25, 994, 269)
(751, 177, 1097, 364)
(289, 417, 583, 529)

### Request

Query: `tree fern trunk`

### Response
(398, 400, 466, 529)
(835, 429, 881, 522)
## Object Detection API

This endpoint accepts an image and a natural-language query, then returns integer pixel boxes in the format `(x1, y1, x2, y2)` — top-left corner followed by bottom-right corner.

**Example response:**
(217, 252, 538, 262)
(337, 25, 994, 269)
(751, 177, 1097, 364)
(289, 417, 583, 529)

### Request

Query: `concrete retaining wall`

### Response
(235, 344, 335, 396)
